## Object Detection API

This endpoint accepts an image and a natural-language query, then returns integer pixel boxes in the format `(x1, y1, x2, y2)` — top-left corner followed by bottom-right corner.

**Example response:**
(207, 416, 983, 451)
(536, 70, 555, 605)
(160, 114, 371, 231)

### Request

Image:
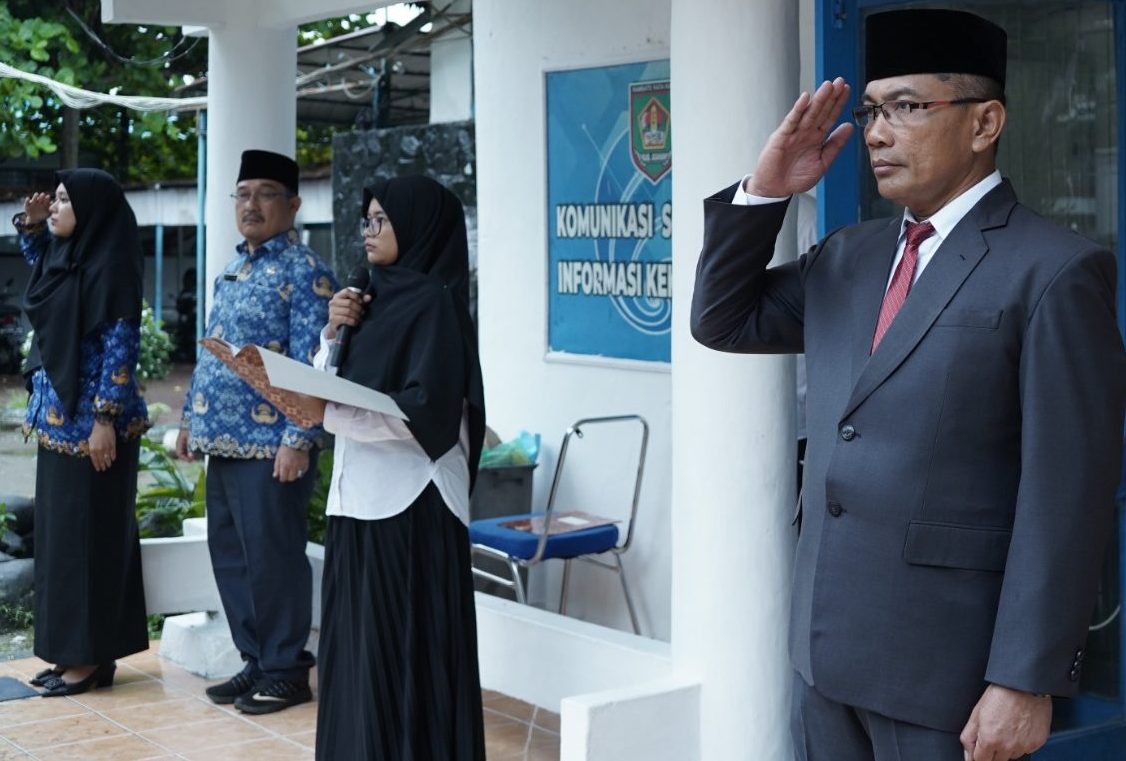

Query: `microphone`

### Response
(327, 265, 371, 370)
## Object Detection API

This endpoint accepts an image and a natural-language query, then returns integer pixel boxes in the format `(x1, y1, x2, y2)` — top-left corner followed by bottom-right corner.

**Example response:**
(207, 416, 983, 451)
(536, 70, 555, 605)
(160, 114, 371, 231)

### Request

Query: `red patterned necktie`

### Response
(870, 220, 935, 353)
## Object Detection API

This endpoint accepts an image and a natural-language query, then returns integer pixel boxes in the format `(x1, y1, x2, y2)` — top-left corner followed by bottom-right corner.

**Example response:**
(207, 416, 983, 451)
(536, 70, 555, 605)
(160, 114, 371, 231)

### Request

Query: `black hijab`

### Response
(340, 175, 487, 490)
(23, 169, 143, 417)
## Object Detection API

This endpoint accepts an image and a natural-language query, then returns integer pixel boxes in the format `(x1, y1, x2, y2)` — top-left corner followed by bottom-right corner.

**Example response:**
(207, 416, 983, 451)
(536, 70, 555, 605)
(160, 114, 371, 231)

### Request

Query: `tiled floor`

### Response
(0, 648, 560, 760)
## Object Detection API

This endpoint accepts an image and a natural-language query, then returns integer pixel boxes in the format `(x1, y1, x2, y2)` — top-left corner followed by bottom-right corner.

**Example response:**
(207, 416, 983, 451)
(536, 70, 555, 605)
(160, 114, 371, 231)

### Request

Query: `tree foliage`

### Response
(0, 2, 414, 184)
(0, 0, 207, 180)
(0, 5, 83, 159)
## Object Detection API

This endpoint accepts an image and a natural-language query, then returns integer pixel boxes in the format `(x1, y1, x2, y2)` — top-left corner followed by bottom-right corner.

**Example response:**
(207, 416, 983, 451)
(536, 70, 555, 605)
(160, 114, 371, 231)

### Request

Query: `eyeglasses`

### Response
(360, 216, 386, 237)
(851, 98, 988, 129)
(230, 189, 293, 205)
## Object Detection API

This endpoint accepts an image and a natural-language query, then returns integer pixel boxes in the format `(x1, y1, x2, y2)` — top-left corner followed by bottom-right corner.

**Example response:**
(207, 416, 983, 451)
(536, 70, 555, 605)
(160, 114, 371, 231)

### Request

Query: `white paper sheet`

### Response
(257, 348, 408, 420)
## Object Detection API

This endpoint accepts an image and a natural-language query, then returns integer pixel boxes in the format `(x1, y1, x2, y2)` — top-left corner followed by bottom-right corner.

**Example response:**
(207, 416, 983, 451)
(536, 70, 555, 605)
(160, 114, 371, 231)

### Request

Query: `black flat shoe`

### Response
(39, 663, 115, 698)
(29, 666, 64, 687)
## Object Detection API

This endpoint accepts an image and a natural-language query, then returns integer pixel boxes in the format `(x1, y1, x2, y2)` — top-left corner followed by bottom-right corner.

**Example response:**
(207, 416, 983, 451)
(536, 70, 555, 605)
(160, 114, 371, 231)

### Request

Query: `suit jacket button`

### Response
(839, 424, 856, 441)
(827, 502, 843, 517)
(1069, 666, 1081, 681)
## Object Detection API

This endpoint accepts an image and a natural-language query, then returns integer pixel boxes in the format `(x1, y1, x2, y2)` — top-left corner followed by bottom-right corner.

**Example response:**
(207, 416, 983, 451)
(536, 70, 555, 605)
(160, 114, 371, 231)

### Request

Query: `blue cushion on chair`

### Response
(469, 513, 620, 560)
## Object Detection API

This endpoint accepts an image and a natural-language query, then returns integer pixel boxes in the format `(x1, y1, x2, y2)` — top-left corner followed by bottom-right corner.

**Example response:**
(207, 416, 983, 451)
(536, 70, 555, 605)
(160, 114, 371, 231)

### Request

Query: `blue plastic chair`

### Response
(469, 415, 649, 634)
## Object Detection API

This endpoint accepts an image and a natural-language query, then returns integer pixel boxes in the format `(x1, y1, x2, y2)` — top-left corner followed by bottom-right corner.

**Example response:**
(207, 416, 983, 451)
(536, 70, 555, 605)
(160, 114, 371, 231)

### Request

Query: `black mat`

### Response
(0, 676, 38, 702)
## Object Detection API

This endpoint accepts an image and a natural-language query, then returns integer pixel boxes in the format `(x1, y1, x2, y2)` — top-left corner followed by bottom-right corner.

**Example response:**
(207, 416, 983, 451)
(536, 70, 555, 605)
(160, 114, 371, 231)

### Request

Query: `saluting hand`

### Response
(747, 77, 855, 198)
(325, 287, 372, 341)
(23, 192, 51, 225)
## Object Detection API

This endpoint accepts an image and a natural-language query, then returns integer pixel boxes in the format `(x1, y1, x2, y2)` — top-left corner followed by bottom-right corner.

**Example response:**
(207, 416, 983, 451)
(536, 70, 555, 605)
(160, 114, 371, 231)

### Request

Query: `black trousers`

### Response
(316, 485, 486, 761)
(34, 441, 148, 665)
(791, 674, 1033, 761)
(206, 455, 317, 682)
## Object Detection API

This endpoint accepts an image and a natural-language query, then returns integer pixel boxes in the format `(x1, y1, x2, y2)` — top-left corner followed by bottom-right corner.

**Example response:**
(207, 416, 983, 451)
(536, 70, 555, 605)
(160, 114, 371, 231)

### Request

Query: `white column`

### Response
(670, 0, 799, 759)
(203, 20, 297, 306)
(430, 0, 473, 124)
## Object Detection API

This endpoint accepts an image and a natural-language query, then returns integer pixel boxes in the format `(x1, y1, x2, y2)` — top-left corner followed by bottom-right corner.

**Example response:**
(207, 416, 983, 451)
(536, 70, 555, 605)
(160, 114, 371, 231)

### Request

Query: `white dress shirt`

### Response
(312, 328, 471, 525)
(731, 170, 1003, 290)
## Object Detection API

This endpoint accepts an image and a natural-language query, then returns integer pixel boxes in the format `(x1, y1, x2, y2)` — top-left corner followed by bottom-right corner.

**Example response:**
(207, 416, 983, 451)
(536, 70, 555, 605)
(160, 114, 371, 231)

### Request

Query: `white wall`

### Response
(474, 0, 673, 640)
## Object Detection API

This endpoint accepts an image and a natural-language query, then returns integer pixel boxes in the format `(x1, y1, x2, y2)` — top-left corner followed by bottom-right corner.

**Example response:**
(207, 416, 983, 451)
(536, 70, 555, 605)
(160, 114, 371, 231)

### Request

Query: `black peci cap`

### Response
(866, 9, 1007, 89)
(237, 149, 300, 194)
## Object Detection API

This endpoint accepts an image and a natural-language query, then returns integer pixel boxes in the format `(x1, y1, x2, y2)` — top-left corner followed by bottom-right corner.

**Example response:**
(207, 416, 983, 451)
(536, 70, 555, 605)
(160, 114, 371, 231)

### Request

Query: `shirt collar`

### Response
(900, 170, 1003, 242)
(237, 228, 299, 259)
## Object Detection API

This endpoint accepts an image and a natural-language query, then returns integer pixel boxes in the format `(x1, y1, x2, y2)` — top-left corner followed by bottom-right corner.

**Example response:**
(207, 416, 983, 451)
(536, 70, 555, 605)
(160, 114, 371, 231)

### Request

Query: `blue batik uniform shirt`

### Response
(18, 226, 150, 455)
(181, 229, 337, 458)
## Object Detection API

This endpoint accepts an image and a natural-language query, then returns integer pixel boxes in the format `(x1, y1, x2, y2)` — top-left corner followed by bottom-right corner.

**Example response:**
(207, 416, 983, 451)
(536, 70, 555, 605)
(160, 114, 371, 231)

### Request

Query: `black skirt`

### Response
(33, 441, 148, 664)
(316, 483, 486, 761)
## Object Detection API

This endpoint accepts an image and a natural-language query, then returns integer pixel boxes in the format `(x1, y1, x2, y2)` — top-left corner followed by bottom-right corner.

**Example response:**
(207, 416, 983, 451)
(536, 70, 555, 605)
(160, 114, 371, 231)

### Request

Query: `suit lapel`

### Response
(848, 218, 901, 389)
(839, 181, 1018, 423)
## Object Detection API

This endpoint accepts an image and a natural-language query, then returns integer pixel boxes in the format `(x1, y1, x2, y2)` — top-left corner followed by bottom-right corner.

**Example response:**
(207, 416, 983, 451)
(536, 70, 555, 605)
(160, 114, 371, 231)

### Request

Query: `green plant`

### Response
(0, 502, 12, 535)
(146, 401, 171, 427)
(138, 301, 173, 382)
(0, 602, 34, 630)
(307, 448, 334, 545)
(135, 436, 205, 538)
(147, 614, 165, 640)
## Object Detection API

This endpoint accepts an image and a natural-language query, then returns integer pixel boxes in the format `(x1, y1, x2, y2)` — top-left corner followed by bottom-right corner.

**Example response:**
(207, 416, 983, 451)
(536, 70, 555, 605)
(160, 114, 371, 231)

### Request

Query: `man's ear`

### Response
(289, 195, 303, 215)
(972, 101, 1006, 155)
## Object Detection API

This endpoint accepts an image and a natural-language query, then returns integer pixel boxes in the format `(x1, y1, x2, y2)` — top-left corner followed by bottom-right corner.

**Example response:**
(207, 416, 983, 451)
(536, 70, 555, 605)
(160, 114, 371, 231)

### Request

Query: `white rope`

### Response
(0, 62, 206, 112)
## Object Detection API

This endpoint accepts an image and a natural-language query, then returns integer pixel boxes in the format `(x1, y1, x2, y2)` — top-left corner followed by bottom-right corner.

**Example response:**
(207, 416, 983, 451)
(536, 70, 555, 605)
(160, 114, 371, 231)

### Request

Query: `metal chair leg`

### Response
(559, 558, 573, 615)
(509, 558, 527, 604)
(616, 554, 641, 635)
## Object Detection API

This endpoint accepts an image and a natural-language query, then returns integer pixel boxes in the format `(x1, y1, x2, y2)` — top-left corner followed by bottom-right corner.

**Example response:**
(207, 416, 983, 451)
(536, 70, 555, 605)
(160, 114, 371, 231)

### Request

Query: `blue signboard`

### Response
(546, 60, 672, 363)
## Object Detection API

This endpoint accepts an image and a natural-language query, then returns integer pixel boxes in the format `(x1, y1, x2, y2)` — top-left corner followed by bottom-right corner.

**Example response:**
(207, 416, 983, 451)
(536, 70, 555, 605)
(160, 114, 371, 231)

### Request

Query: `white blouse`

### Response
(312, 329, 471, 524)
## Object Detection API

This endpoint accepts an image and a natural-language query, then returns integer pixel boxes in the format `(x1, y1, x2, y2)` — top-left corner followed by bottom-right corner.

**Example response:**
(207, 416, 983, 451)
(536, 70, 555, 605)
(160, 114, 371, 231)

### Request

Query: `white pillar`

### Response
(203, 20, 297, 306)
(429, 0, 473, 124)
(670, 0, 799, 759)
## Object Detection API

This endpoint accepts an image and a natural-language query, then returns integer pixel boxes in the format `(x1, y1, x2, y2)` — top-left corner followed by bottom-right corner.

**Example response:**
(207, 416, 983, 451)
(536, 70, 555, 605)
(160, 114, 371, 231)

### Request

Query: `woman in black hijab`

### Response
(15, 169, 149, 696)
(306, 175, 486, 760)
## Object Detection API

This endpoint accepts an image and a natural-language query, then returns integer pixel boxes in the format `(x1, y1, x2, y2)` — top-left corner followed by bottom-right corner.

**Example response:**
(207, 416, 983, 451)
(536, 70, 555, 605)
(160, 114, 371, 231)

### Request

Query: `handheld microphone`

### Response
(327, 265, 371, 370)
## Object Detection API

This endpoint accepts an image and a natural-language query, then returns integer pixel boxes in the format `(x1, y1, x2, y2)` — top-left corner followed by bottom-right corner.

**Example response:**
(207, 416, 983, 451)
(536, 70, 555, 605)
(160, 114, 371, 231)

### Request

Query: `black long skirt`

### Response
(33, 442, 148, 665)
(316, 484, 486, 761)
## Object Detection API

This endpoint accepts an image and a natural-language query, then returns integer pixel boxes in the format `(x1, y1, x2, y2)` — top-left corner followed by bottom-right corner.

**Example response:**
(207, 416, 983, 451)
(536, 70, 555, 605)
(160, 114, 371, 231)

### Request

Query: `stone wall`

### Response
(331, 121, 477, 295)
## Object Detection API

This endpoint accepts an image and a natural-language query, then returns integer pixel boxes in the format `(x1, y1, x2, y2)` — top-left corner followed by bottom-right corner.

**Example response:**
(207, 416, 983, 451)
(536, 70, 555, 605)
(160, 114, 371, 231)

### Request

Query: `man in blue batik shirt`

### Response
(176, 149, 337, 715)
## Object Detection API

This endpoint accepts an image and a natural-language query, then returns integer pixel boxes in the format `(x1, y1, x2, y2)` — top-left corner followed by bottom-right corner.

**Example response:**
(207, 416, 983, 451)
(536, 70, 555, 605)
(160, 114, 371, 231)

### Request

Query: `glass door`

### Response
(818, 1, 1126, 756)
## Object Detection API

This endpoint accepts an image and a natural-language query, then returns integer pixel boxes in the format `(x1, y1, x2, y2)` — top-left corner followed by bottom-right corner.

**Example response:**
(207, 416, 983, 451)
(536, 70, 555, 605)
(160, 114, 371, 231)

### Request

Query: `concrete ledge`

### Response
(181, 516, 207, 538)
(140, 534, 222, 615)
(158, 611, 244, 680)
(474, 592, 672, 711)
(140, 520, 324, 624)
(562, 677, 701, 761)
(307, 541, 324, 629)
(142, 519, 326, 679)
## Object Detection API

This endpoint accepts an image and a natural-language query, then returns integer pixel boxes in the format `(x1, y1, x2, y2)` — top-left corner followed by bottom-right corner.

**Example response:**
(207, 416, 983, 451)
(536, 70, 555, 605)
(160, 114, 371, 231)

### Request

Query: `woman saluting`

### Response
(16, 169, 149, 696)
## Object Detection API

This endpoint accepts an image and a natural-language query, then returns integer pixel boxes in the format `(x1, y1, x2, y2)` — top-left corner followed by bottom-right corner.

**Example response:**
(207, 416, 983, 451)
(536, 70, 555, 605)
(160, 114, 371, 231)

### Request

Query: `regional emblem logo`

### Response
(630, 79, 671, 183)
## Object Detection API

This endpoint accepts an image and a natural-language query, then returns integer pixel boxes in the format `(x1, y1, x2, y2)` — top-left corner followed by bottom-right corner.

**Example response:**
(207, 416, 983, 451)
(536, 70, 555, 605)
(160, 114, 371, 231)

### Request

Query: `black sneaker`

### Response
(233, 678, 312, 715)
(204, 665, 259, 705)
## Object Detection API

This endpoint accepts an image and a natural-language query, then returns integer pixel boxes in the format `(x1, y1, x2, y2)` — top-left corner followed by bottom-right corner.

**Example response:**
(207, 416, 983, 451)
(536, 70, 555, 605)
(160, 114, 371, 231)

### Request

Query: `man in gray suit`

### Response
(691, 9, 1126, 761)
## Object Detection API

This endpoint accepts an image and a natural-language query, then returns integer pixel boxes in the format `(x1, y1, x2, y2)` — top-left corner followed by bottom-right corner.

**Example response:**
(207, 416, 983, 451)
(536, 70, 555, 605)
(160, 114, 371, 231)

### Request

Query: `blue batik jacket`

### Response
(18, 226, 150, 456)
(181, 229, 337, 458)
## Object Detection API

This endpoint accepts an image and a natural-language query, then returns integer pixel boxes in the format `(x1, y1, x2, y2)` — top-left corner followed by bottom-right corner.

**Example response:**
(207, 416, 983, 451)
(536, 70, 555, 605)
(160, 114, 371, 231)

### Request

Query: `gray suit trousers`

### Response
(790, 674, 1032, 761)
